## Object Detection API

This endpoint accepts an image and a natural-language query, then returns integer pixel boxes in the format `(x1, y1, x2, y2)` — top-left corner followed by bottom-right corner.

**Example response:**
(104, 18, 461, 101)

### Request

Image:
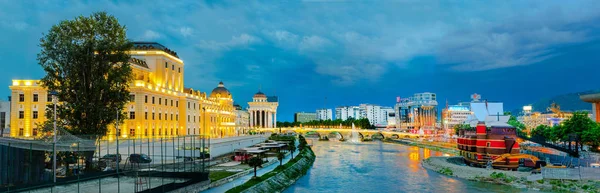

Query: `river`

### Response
(284, 140, 536, 193)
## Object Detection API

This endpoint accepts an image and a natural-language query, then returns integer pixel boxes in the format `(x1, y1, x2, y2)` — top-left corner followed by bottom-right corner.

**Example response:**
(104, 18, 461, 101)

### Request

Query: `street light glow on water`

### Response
(285, 141, 536, 193)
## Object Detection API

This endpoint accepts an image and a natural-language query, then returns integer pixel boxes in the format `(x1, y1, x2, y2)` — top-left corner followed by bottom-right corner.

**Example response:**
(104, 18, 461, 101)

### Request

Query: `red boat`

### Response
(457, 121, 524, 170)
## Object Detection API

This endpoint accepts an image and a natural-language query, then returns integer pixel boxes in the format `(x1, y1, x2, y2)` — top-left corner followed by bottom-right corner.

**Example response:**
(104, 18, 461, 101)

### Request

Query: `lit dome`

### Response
(253, 91, 267, 98)
(210, 82, 231, 99)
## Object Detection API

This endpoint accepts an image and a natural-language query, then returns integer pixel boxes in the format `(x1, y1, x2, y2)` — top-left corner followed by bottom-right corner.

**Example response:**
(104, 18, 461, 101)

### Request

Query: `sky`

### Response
(1, 0, 600, 121)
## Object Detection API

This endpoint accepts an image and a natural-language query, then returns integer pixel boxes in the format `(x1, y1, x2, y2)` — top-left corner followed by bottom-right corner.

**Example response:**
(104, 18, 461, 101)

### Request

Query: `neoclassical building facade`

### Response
(9, 42, 237, 139)
(248, 91, 278, 128)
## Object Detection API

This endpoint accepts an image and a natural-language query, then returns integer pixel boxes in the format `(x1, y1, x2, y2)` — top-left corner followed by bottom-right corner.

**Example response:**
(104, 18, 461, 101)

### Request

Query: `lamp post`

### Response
(116, 108, 120, 174)
(51, 91, 57, 183)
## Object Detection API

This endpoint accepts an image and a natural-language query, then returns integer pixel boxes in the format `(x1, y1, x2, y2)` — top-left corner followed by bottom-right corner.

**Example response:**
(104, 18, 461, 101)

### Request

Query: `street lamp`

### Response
(50, 91, 57, 183)
(116, 107, 120, 174)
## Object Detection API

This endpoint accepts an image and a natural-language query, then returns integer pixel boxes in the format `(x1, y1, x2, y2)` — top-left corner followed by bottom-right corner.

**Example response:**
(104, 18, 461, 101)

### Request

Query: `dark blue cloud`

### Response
(1, 0, 600, 121)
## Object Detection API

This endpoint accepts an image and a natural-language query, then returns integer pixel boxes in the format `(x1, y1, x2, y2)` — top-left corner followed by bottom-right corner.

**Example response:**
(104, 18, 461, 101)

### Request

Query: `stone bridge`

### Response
(253, 128, 422, 140)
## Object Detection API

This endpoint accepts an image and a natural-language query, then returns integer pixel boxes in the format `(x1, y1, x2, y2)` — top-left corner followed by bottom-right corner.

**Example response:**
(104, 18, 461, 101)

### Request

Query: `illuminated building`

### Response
(395, 92, 438, 131)
(234, 104, 250, 135)
(9, 42, 237, 139)
(248, 91, 278, 128)
(443, 105, 471, 128)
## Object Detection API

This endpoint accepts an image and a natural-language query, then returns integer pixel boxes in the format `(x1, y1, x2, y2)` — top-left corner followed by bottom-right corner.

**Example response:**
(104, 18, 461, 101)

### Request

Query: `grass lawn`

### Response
(210, 170, 238, 181)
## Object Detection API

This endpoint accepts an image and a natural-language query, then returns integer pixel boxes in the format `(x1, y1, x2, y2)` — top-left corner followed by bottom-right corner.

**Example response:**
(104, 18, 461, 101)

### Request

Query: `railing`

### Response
(517, 133, 579, 157)
(0, 134, 209, 193)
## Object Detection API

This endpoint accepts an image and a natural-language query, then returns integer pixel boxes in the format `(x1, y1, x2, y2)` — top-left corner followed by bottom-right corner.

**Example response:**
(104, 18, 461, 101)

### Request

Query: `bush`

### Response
(439, 167, 453, 176)
(226, 136, 314, 193)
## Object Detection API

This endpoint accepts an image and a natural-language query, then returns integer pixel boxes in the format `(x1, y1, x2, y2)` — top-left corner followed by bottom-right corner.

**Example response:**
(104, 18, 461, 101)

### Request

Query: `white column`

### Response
(258, 110, 262, 128)
(251, 110, 255, 128)
(268, 112, 272, 128)
(274, 113, 277, 128)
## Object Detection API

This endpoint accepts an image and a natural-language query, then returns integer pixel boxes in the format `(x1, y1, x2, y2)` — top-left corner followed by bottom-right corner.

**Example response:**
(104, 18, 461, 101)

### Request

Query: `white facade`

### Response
(248, 91, 278, 128)
(445, 105, 471, 128)
(235, 109, 250, 135)
(335, 106, 361, 120)
(357, 104, 393, 125)
(379, 107, 394, 125)
(316, 109, 332, 120)
(469, 102, 503, 121)
(0, 100, 9, 136)
(335, 107, 348, 120)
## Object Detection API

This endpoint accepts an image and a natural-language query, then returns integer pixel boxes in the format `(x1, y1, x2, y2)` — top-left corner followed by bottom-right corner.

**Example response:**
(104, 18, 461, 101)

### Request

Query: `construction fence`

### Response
(0, 134, 209, 193)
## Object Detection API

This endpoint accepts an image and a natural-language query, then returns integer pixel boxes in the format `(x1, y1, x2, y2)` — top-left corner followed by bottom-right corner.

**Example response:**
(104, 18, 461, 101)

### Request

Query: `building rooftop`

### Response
(129, 58, 149, 68)
(132, 42, 179, 59)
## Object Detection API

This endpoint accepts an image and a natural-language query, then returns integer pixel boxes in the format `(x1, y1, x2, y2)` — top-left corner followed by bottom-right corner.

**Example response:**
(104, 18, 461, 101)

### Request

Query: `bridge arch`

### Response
(304, 131, 321, 138)
(390, 134, 400, 139)
(372, 132, 385, 140)
(328, 131, 344, 140)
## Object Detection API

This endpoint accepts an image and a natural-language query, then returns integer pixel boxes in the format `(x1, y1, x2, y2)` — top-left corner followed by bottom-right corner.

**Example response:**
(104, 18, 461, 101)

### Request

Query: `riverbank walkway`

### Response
(202, 153, 294, 193)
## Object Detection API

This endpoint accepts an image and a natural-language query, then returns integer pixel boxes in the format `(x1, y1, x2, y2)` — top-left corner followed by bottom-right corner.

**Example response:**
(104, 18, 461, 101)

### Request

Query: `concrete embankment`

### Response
(422, 156, 600, 192)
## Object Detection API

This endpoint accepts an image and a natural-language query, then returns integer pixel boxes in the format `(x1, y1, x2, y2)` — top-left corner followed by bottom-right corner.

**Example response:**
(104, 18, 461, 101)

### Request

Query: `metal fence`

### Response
(0, 134, 209, 193)
(542, 167, 600, 180)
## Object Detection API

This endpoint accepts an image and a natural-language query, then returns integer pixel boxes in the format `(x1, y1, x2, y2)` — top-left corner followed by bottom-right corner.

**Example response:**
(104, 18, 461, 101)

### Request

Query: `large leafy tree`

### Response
(562, 112, 596, 151)
(38, 12, 133, 137)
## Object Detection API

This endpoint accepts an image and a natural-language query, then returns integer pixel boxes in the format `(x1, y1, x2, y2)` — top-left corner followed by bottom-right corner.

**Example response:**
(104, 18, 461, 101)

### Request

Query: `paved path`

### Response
(202, 153, 294, 193)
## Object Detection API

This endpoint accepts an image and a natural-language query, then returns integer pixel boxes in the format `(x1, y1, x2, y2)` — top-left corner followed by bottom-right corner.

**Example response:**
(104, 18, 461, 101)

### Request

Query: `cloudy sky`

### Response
(1, 0, 600, 121)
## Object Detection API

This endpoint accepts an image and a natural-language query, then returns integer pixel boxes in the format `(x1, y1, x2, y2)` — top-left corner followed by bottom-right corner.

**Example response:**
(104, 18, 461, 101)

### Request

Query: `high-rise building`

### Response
(316, 109, 332, 120)
(395, 92, 438, 130)
(0, 99, 9, 137)
(294, 112, 317, 123)
(335, 106, 348, 120)
(9, 42, 238, 139)
(335, 106, 362, 121)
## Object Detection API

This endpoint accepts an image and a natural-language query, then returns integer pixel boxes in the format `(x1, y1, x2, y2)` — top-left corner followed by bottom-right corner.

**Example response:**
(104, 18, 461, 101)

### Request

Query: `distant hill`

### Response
(511, 90, 599, 115)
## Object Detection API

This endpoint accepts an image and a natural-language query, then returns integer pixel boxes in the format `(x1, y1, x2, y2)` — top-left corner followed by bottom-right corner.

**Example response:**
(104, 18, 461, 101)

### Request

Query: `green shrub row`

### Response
(226, 135, 314, 193)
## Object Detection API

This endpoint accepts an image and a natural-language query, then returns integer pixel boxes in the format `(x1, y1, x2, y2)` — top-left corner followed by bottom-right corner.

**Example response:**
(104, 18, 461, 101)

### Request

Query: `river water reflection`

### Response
(284, 140, 536, 193)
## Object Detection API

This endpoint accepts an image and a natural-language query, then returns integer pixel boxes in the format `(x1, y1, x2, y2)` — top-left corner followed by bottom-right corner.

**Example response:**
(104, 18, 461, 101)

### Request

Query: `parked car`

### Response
(129, 154, 152, 163)
(100, 154, 122, 163)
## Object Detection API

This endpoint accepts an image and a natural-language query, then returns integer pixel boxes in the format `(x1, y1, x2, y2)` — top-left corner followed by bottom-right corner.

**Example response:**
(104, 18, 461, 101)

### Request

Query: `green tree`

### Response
(507, 116, 526, 136)
(277, 152, 285, 166)
(582, 124, 600, 151)
(38, 12, 133, 170)
(248, 157, 262, 177)
(288, 142, 296, 159)
(562, 112, 596, 151)
(531, 125, 552, 139)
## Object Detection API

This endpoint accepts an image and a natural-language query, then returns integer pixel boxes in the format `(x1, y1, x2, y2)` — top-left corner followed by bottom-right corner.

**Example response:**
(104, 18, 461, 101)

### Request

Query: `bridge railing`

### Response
(517, 133, 579, 157)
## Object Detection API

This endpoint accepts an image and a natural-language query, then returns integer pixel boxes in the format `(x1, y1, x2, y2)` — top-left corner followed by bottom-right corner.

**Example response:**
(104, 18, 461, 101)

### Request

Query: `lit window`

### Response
(130, 112, 135, 119)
